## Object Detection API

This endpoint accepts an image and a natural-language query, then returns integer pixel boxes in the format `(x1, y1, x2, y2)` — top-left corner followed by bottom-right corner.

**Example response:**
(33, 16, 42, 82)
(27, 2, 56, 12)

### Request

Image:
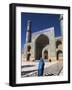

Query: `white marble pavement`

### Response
(21, 60, 63, 77)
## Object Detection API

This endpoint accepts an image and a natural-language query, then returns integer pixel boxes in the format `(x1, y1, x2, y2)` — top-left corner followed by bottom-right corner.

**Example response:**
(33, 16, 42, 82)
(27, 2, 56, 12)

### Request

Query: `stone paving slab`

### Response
(21, 61, 63, 77)
(21, 61, 57, 72)
(44, 61, 63, 76)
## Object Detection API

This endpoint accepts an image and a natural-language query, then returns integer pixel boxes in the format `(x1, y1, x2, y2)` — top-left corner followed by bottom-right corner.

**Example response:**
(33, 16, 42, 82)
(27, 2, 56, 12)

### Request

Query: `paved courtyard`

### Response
(21, 60, 63, 77)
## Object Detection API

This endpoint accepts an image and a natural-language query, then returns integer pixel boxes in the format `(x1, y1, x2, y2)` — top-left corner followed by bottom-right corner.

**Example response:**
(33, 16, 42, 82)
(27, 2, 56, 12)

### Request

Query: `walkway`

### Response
(21, 60, 63, 77)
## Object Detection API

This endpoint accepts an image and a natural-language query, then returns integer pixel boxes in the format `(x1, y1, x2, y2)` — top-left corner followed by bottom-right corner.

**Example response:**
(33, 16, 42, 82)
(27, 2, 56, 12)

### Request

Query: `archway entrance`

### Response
(44, 50, 48, 59)
(27, 45, 31, 61)
(57, 50, 63, 60)
(35, 34, 49, 60)
(27, 53, 31, 61)
(56, 40, 62, 48)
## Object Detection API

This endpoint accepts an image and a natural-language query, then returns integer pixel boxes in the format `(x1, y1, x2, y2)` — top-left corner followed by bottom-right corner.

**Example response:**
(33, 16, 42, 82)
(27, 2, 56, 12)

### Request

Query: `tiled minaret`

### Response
(60, 15, 63, 37)
(26, 20, 31, 43)
(25, 20, 32, 61)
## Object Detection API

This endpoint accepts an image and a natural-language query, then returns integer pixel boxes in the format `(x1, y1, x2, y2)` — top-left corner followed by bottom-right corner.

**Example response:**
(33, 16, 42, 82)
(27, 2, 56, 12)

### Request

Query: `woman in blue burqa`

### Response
(38, 58, 45, 76)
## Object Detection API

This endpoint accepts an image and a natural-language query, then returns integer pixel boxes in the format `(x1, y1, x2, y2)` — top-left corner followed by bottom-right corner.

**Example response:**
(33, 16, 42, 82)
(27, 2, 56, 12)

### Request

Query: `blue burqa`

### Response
(38, 58, 45, 76)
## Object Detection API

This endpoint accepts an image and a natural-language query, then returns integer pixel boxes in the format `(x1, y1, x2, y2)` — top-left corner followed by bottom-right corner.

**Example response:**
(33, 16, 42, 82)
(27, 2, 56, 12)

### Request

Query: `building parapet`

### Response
(32, 27, 54, 36)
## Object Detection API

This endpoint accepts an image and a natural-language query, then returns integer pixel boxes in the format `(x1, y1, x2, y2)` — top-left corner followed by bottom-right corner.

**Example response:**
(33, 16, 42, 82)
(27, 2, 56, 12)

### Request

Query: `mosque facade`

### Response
(22, 15, 63, 62)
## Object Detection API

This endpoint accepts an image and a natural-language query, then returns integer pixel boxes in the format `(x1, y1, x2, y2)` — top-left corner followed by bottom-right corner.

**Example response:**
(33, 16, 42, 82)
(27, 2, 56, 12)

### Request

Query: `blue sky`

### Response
(21, 12, 61, 49)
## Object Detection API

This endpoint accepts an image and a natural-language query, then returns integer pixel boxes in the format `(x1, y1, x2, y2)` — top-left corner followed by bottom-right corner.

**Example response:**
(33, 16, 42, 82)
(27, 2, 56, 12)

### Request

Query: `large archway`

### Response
(35, 34, 49, 60)
(57, 50, 63, 60)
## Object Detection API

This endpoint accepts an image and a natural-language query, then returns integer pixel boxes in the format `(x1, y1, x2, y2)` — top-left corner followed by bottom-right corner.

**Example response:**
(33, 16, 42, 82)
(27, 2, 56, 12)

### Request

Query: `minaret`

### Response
(26, 20, 31, 43)
(60, 14, 63, 37)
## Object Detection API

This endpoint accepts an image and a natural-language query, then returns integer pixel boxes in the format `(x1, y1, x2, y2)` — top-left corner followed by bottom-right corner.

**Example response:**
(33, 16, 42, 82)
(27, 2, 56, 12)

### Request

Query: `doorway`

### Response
(44, 50, 48, 59)
(57, 50, 63, 60)
(27, 54, 31, 61)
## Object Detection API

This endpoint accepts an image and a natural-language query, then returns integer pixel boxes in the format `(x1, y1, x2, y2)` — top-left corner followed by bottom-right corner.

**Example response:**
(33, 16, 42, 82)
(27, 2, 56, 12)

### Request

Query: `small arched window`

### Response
(56, 40, 62, 48)
(27, 45, 31, 52)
